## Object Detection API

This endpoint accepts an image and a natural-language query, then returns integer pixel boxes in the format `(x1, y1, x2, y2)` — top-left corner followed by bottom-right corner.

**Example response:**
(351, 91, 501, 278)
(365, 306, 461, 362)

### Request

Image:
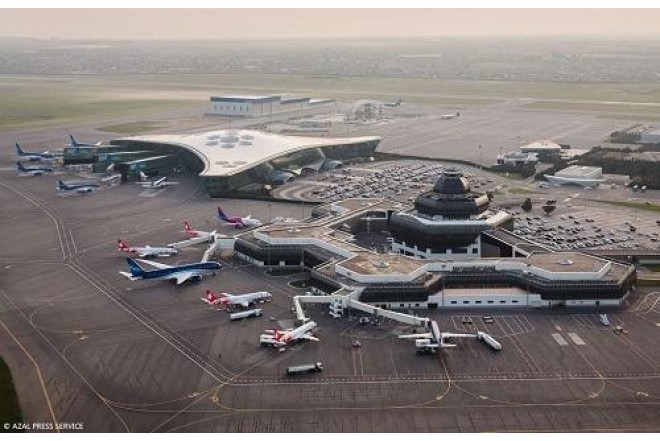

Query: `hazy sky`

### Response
(3, 9, 660, 40)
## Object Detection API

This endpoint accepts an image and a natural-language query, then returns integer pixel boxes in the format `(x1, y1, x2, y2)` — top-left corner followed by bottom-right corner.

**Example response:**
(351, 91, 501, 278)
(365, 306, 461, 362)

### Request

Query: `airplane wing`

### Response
(300, 333, 319, 342)
(398, 333, 433, 339)
(118, 271, 139, 281)
(168, 236, 212, 249)
(237, 300, 250, 308)
(164, 272, 197, 285)
(441, 333, 477, 339)
(136, 259, 172, 270)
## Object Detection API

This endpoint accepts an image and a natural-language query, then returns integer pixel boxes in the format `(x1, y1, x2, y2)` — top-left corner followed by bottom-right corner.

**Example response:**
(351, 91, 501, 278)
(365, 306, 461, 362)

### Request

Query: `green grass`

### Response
(642, 264, 660, 273)
(523, 100, 660, 117)
(96, 121, 163, 134)
(506, 187, 536, 194)
(4, 72, 660, 131)
(0, 357, 23, 432)
(588, 199, 660, 213)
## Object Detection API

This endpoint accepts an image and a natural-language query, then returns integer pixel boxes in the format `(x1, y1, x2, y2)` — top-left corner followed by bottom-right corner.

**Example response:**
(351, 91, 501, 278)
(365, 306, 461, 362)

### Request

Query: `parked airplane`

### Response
(15, 143, 56, 161)
(138, 171, 180, 189)
(398, 320, 475, 353)
(440, 111, 460, 120)
(260, 321, 318, 348)
(69, 134, 100, 148)
(182, 222, 215, 239)
(57, 180, 99, 194)
(383, 98, 402, 108)
(217, 206, 262, 228)
(16, 161, 53, 176)
(271, 217, 302, 224)
(202, 289, 272, 308)
(119, 257, 221, 285)
(117, 239, 178, 258)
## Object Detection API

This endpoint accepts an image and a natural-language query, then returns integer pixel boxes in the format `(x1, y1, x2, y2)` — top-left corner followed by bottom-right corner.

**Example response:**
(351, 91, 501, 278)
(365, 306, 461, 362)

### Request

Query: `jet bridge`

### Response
(292, 290, 429, 327)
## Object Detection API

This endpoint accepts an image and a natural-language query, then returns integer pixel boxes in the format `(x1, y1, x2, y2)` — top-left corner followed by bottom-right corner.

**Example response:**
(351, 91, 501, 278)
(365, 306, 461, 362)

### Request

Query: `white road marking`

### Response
(551, 333, 568, 346)
(567, 332, 586, 346)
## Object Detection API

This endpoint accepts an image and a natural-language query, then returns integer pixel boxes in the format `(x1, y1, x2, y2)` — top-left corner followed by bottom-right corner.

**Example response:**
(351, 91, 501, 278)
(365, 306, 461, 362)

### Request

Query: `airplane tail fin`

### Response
(117, 239, 130, 252)
(139, 171, 148, 182)
(126, 258, 146, 277)
(184, 221, 192, 232)
(16, 161, 26, 172)
(69, 134, 79, 147)
(205, 289, 219, 303)
(217, 206, 228, 221)
(57, 180, 66, 190)
(15, 143, 24, 155)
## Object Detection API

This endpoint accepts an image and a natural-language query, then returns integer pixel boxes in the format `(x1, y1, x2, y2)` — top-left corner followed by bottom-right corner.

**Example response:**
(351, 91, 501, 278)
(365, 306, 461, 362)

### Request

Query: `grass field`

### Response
(4, 73, 660, 131)
(588, 199, 660, 213)
(96, 121, 163, 134)
(0, 357, 23, 432)
(506, 187, 536, 194)
(523, 100, 660, 118)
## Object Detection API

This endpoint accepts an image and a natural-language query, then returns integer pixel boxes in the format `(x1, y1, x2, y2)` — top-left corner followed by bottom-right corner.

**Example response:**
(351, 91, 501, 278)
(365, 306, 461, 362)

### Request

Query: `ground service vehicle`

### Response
(286, 362, 323, 376)
(229, 309, 263, 321)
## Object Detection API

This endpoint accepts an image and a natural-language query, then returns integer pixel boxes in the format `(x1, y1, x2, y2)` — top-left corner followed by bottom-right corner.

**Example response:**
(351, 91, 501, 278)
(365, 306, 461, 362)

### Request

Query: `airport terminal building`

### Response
(108, 130, 380, 197)
(232, 172, 636, 310)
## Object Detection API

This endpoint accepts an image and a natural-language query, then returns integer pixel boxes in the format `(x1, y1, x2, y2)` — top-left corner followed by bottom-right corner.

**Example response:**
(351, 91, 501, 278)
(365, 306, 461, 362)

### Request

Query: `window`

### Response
(475, 301, 482, 304)
(499, 300, 506, 304)
(450, 301, 457, 304)
(512, 300, 519, 303)
(487, 300, 494, 304)
(463, 300, 470, 304)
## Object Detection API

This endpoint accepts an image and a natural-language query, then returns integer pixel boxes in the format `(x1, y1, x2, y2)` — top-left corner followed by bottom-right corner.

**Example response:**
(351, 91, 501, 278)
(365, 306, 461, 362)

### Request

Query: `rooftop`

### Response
(520, 140, 562, 151)
(115, 130, 380, 178)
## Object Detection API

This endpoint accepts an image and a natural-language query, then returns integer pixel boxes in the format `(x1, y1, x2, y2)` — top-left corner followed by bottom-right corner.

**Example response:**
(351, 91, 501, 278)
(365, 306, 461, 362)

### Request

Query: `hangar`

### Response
(111, 129, 380, 197)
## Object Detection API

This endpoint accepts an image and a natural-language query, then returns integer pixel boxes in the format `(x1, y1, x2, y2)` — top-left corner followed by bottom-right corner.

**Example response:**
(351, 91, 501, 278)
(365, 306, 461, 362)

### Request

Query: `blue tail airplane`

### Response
(15, 143, 56, 161)
(57, 180, 100, 194)
(17, 161, 53, 176)
(69, 135, 99, 148)
(119, 257, 221, 285)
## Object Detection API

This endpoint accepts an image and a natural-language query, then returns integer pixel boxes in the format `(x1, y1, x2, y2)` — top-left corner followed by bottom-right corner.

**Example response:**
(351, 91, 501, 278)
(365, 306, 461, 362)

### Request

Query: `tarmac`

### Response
(0, 102, 658, 432)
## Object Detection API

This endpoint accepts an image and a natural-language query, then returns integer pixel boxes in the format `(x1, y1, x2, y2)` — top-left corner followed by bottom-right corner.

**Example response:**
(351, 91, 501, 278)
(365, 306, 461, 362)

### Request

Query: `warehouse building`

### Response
(209, 95, 334, 117)
(544, 165, 605, 187)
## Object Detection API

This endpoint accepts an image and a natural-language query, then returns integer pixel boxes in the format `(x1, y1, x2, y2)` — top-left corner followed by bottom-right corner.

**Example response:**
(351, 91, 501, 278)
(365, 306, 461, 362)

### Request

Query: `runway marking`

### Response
(551, 333, 569, 346)
(567, 332, 586, 346)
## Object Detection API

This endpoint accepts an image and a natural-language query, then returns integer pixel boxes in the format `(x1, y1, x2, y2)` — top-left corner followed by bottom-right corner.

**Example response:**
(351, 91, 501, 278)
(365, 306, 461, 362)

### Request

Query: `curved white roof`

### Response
(116, 130, 380, 177)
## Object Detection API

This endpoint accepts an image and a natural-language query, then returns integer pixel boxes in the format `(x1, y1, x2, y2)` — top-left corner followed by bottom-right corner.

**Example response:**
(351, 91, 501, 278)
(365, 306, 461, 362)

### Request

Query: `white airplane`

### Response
(217, 206, 262, 229)
(16, 161, 53, 176)
(260, 321, 318, 348)
(398, 320, 475, 353)
(382, 98, 402, 108)
(69, 134, 101, 148)
(15, 143, 57, 162)
(117, 239, 178, 258)
(202, 289, 272, 308)
(271, 217, 302, 224)
(57, 180, 99, 194)
(119, 258, 221, 285)
(138, 171, 180, 189)
(182, 222, 215, 239)
(440, 111, 460, 120)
